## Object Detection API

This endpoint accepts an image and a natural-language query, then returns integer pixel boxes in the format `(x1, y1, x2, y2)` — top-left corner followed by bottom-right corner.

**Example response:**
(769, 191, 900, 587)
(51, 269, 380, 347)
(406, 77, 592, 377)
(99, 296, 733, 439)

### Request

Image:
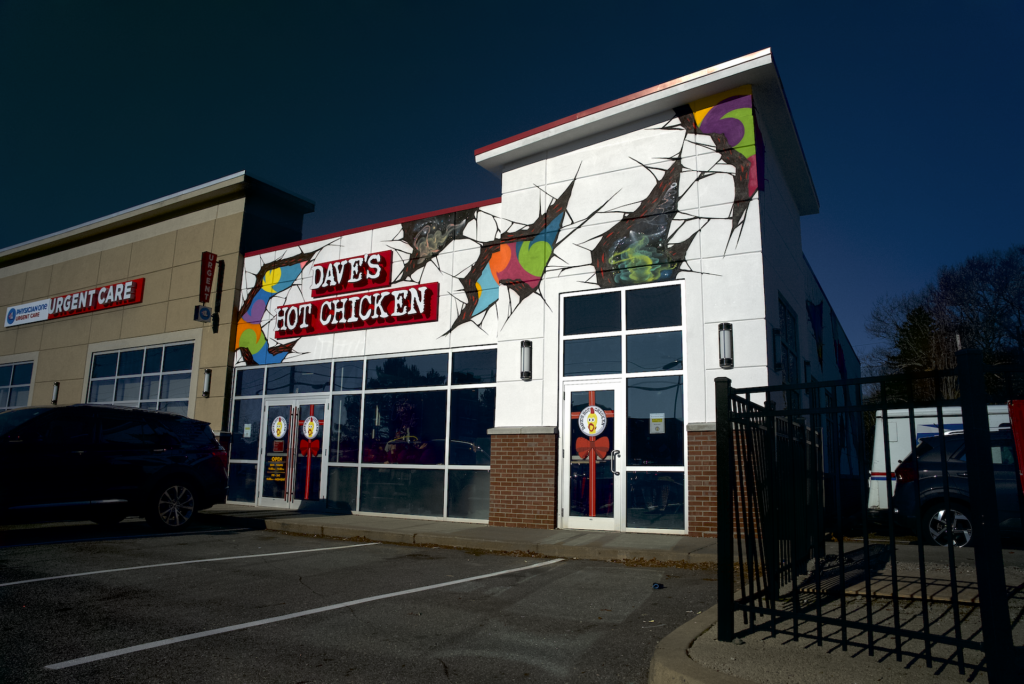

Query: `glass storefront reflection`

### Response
(359, 467, 444, 516)
(449, 388, 495, 465)
(330, 394, 361, 463)
(362, 391, 447, 464)
(626, 377, 684, 467)
(626, 471, 685, 529)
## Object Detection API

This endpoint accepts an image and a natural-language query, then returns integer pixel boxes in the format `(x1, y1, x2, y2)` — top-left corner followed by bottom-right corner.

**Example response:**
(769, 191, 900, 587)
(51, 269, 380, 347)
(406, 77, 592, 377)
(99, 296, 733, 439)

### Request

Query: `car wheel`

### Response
(923, 504, 975, 548)
(146, 482, 197, 532)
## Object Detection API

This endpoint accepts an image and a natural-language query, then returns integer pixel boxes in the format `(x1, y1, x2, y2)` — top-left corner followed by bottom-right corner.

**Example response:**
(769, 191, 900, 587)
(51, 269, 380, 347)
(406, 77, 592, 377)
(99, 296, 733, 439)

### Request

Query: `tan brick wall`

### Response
(489, 432, 557, 529)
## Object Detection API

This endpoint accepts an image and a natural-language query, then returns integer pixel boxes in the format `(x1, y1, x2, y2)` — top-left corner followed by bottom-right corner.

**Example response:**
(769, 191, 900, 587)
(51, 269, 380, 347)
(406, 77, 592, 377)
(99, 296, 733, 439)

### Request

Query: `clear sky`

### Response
(2, 1, 1021, 359)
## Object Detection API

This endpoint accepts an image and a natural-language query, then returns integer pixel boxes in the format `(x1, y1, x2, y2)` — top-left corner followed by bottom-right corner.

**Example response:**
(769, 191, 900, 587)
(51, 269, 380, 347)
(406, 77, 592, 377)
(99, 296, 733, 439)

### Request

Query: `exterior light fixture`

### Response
(520, 340, 533, 380)
(202, 369, 212, 398)
(51, 381, 60, 405)
(718, 322, 734, 369)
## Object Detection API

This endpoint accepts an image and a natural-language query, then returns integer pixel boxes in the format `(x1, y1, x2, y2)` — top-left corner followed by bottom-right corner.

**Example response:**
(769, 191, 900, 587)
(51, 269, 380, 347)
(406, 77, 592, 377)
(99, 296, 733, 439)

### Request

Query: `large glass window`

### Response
(266, 363, 331, 394)
(87, 344, 193, 416)
(365, 354, 448, 389)
(563, 337, 621, 376)
(362, 391, 447, 465)
(0, 362, 33, 409)
(311, 349, 495, 519)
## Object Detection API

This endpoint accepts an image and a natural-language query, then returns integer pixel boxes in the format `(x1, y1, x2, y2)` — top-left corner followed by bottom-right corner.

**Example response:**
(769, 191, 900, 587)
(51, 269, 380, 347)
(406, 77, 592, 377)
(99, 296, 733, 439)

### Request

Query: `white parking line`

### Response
(45, 557, 565, 670)
(0, 527, 253, 550)
(1, 542, 378, 587)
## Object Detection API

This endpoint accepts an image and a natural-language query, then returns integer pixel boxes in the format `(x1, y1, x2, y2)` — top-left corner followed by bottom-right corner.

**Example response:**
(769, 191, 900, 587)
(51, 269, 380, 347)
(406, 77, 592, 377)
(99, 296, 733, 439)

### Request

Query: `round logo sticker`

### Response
(302, 416, 320, 440)
(6, 309, 15, 325)
(271, 415, 288, 439)
(577, 406, 607, 437)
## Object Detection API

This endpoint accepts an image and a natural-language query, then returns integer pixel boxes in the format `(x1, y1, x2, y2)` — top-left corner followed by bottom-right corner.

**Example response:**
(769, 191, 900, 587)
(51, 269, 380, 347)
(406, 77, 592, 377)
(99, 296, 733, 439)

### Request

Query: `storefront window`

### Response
(625, 285, 681, 330)
(564, 291, 620, 335)
(333, 360, 364, 391)
(329, 394, 361, 463)
(451, 349, 497, 385)
(87, 343, 193, 416)
(449, 388, 495, 465)
(626, 331, 682, 373)
(362, 391, 447, 465)
(563, 337, 621, 376)
(266, 363, 331, 394)
(0, 362, 33, 409)
(359, 467, 444, 517)
(365, 353, 448, 389)
(235, 368, 265, 396)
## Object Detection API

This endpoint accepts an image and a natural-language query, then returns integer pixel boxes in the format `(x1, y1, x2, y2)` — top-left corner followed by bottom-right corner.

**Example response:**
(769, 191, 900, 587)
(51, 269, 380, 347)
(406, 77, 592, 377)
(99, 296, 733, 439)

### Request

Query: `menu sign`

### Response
(274, 283, 439, 340)
(265, 454, 287, 481)
(4, 278, 145, 328)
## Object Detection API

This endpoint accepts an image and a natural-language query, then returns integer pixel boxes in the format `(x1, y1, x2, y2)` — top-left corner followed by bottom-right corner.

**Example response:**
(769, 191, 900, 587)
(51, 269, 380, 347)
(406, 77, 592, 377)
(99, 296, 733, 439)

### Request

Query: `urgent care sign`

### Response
(4, 279, 145, 328)
(274, 251, 438, 339)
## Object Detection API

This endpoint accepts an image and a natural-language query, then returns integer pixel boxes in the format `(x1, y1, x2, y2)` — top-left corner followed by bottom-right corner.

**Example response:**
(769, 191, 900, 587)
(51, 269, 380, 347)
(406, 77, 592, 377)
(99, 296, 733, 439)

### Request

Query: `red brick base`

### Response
(686, 429, 717, 537)
(487, 429, 557, 529)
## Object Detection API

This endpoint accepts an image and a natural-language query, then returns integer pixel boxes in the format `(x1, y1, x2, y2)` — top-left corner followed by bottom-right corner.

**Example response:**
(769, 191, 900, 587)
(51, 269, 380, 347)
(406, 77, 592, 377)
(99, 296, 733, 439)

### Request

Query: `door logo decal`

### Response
(271, 415, 288, 439)
(302, 416, 320, 440)
(577, 406, 607, 437)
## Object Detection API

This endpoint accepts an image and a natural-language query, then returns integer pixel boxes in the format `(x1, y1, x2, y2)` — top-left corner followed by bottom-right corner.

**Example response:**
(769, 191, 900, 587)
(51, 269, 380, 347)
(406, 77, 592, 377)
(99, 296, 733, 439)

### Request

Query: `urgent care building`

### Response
(224, 49, 860, 536)
(0, 173, 314, 439)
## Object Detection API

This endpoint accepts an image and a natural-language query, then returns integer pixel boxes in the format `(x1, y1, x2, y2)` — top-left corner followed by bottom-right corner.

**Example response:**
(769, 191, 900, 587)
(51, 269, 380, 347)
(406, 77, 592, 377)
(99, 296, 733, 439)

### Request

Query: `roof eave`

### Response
(0, 172, 316, 266)
(475, 48, 819, 216)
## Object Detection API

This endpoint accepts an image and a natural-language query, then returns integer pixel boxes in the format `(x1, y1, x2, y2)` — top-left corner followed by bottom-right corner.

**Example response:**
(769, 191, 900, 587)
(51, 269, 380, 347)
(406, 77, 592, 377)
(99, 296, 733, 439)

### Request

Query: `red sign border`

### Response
(48, 278, 146, 320)
(274, 282, 439, 340)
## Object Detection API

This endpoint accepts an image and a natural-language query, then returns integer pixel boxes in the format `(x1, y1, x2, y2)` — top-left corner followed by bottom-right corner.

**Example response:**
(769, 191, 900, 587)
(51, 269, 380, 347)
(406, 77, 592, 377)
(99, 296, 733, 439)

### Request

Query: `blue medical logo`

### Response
(6, 308, 15, 325)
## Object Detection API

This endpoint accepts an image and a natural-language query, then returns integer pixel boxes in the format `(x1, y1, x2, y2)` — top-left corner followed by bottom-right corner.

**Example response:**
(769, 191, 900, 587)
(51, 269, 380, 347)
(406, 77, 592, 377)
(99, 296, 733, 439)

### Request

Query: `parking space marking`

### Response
(0, 527, 252, 550)
(44, 557, 565, 670)
(0, 542, 379, 587)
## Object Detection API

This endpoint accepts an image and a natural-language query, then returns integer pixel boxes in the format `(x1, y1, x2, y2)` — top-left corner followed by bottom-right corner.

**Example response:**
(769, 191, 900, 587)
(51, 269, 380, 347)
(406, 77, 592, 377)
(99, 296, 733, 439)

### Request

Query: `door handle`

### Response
(610, 449, 621, 476)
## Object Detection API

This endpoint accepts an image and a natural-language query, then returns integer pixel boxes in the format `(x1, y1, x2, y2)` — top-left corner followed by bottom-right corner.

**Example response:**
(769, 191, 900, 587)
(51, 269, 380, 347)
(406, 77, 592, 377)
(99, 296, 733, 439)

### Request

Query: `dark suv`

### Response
(892, 429, 1022, 547)
(0, 405, 227, 531)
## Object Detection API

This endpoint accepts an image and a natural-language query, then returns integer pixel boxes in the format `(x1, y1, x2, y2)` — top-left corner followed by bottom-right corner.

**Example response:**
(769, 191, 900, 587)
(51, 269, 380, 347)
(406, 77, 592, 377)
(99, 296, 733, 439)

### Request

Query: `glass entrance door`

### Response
(259, 398, 328, 508)
(561, 380, 623, 531)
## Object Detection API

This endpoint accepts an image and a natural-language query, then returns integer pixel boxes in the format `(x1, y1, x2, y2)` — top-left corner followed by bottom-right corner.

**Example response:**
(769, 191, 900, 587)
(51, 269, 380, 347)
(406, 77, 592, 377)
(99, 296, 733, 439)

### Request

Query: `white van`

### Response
(868, 405, 1009, 514)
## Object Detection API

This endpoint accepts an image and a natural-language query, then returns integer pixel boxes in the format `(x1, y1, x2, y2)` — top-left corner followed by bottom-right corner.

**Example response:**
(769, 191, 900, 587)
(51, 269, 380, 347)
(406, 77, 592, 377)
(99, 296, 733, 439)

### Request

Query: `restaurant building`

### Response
(2, 49, 859, 537)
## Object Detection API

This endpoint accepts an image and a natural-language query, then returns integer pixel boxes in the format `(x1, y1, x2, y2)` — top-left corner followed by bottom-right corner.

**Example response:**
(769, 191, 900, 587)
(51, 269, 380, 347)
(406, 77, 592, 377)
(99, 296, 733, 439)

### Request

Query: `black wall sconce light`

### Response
(718, 322, 734, 369)
(51, 381, 60, 405)
(202, 369, 212, 398)
(521, 340, 533, 380)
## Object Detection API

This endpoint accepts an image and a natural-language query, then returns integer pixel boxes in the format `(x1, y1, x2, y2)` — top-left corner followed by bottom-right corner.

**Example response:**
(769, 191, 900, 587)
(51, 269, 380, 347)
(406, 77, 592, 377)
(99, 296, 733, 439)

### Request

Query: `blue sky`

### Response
(1, 0, 1020, 357)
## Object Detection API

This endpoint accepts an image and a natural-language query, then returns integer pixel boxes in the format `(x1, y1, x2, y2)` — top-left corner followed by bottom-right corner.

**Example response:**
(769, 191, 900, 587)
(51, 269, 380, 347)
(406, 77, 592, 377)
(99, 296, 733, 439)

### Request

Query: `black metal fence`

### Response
(716, 349, 1023, 681)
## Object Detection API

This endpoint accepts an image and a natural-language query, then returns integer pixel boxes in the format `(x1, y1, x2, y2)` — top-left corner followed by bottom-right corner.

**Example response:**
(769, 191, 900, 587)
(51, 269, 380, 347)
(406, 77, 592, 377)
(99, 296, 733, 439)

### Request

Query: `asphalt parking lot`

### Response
(0, 518, 717, 683)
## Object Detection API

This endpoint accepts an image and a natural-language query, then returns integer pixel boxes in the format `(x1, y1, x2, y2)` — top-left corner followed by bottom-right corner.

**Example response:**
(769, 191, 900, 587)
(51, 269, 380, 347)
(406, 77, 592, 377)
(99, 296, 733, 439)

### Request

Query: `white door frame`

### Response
(256, 395, 331, 509)
(559, 378, 625, 531)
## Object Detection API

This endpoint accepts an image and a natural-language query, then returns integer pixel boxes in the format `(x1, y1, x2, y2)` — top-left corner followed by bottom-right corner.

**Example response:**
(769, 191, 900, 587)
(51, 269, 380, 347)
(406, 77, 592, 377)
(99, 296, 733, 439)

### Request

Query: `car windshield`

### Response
(0, 407, 52, 437)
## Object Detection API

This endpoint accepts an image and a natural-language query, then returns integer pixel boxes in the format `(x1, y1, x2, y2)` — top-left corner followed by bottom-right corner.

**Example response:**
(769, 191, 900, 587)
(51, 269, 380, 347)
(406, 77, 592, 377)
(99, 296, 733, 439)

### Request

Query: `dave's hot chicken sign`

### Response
(274, 250, 437, 339)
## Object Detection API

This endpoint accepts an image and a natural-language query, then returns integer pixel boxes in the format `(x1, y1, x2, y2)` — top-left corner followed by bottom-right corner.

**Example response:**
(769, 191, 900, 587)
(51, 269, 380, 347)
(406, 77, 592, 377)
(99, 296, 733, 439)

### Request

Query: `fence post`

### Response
(955, 349, 1014, 681)
(716, 376, 734, 642)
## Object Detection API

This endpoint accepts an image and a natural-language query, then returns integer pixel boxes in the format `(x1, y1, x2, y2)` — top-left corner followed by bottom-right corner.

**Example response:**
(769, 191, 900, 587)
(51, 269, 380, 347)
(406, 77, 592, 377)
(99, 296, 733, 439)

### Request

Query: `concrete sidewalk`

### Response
(199, 504, 721, 564)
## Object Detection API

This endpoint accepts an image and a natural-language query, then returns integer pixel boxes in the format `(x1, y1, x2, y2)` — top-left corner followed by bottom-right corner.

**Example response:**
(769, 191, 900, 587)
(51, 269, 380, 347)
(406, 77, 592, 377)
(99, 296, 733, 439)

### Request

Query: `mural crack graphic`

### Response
(447, 182, 575, 334)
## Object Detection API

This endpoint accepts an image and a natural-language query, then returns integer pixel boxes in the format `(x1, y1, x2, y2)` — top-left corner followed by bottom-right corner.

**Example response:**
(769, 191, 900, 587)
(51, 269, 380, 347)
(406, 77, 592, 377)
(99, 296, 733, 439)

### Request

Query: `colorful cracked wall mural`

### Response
(395, 209, 477, 282)
(235, 248, 322, 365)
(448, 183, 574, 333)
(235, 85, 766, 364)
(589, 157, 696, 287)
(668, 85, 761, 246)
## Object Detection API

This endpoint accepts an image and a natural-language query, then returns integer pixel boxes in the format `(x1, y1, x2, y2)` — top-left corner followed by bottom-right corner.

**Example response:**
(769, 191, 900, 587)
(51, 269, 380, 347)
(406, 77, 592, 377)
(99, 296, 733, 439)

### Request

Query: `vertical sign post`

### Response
(199, 252, 217, 304)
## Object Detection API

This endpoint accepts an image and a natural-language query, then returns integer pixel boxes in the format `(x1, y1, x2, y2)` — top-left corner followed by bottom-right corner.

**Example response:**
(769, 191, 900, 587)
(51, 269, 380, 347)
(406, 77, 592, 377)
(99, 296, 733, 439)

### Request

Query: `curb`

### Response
(648, 605, 754, 684)
(262, 519, 720, 565)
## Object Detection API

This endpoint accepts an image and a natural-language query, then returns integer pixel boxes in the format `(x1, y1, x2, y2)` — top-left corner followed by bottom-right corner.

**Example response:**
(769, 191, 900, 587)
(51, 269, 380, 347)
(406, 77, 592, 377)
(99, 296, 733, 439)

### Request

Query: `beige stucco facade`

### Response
(0, 173, 313, 436)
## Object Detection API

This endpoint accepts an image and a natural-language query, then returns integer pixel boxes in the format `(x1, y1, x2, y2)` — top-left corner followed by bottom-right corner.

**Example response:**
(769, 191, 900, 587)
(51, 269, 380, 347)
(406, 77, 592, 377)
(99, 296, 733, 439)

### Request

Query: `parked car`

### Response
(891, 405, 1023, 547)
(0, 405, 227, 531)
